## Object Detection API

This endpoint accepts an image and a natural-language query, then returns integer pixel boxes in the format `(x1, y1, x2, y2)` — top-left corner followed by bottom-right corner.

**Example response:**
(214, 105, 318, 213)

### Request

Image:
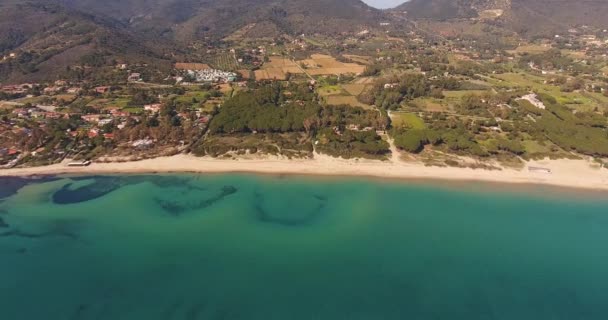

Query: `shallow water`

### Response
(1, 174, 608, 319)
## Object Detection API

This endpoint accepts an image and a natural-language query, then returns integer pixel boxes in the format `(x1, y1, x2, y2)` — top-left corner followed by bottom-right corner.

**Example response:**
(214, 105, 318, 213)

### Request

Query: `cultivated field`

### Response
(237, 69, 252, 80)
(343, 54, 373, 65)
(409, 97, 450, 112)
(254, 57, 300, 81)
(354, 77, 376, 85)
(390, 112, 426, 129)
(209, 53, 239, 71)
(86, 97, 130, 109)
(175, 63, 211, 70)
(326, 95, 371, 109)
(303, 54, 366, 76)
(506, 44, 551, 55)
(255, 55, 366, 80)
(342, 83, 368, 96)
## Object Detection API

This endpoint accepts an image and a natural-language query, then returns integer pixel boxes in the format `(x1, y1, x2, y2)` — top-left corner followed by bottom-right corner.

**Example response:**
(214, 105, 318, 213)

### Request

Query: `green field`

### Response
(317, 85, 343, 96)
(443, 90, 490, 99)
(15, 96, 49, 105)
(391, 112, 426, 129)
(522, 140, 552, 154)
(484, 72, 607, 112)
(87, 97, 130, 109)
(303, 37, 325, 47)
(174, 90, 210, 104)
(122, 107, 144, 114)
(409, 97, 450, 112)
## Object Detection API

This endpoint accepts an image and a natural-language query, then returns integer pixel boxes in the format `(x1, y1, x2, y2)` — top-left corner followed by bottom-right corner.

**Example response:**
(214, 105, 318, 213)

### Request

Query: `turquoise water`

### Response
(1, 174, 608, 319)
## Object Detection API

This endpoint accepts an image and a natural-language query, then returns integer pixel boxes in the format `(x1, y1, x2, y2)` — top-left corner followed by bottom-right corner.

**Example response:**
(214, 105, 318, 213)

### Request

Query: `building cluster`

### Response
(1, 83, 37, 95)
(1, 53, 17, 61)
(2, 81, 85, 96)
(185, 68, 237, 83)
(0, 92, 215, 167)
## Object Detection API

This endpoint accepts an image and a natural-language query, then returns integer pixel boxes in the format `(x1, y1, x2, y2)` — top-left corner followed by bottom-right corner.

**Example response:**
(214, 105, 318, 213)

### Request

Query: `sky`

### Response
(361, 0, 408, 9)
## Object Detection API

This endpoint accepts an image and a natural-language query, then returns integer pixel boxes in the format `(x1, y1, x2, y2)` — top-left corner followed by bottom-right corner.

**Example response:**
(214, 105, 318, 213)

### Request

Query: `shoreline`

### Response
(1, 154, 608, 192)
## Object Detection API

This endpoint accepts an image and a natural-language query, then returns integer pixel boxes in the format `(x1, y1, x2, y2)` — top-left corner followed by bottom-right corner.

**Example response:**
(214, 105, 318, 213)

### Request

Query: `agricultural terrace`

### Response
(302, 54, 366, 76)
(255, 54, 366, 81)
(317, 78, 373, 109)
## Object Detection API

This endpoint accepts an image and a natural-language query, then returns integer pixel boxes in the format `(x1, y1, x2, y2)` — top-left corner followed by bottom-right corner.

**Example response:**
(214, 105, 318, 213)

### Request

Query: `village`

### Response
(1, 21, 608, 169)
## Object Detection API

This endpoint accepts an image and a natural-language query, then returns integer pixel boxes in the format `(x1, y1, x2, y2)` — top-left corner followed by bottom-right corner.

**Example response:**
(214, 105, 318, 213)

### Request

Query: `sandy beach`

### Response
(1, 153, 608, 191)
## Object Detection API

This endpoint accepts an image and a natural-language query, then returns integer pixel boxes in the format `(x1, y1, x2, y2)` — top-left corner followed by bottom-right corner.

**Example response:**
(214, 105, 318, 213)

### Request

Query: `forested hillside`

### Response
(398, 0, 608, 37)
(0, 0, 174, 83)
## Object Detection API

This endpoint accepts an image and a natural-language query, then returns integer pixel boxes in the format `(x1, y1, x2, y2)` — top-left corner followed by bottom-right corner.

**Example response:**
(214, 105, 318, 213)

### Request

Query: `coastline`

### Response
(1, 153, 607, 192)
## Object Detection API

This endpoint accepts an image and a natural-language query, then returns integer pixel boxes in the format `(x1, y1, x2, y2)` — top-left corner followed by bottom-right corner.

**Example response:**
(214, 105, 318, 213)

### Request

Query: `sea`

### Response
(1, 174, 608, 320)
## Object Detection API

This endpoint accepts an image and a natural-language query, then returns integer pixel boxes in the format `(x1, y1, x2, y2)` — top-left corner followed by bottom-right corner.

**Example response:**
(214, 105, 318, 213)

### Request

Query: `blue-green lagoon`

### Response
(1, 174, 608, 319)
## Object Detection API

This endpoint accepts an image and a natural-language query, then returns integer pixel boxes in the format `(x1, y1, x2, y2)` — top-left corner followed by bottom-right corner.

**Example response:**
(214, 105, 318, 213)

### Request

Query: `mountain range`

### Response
(397, 0, 608, 36)
(2, 0, 608, 83)
(56, 0, 383, 40)
(0, 0, 384, 82)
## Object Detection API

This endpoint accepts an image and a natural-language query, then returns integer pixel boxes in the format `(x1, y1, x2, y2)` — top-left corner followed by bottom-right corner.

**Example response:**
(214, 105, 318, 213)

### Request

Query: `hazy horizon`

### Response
(362, 0, 408, 9)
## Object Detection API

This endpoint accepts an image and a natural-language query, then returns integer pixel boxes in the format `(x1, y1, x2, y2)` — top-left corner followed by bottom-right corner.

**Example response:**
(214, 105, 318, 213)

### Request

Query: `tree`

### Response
(394, 129, 427, 153)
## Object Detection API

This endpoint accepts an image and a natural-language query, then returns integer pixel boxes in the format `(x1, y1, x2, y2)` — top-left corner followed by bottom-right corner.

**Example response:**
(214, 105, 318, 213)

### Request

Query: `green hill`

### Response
(57, 0, 385, 40)
(397, 0, 608, 37)
(0, 1, 175, 83)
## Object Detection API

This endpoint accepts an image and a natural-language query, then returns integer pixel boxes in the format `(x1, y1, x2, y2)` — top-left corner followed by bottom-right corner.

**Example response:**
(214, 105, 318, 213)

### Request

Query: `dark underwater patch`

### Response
(52, 175, 202, 205)
(0, 216, 8, 228)
(313, 194, 328, 201)
(0, 219, 83, 241)
(253, 191, 328, 227)
(52, 177, 124, 204)
(0, 176, 59, 200)
(156, 185, 238, 216)
(0, 228, 79, 240)
(185, 302, 207, 320)
(162, 299, 185, 320)
(69, 304, 88, 320)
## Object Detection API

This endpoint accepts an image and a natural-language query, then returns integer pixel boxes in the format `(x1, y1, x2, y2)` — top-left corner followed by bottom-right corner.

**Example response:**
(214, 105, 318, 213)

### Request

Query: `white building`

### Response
(187, 69, 237, 83)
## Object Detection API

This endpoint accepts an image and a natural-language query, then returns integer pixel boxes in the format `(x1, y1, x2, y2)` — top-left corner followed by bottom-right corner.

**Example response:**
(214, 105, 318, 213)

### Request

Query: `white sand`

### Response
(1, 153, 608, 191)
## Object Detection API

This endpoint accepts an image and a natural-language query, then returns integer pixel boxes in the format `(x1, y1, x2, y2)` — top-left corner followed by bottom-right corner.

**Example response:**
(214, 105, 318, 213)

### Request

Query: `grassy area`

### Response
(174, 90, 210, 104)
(317, 85, 343, 96)
(490, 72, 546, 89)
(486, 72, 606, 111)
(522, 140, 574, 159)
(201, 99, 222, 112)
(507, 44, 551, 55)
(54, 94, 76, 102)
(342, 83, 368, 96)
(122, 107, 144, 114)
(409, 97, 450, 112)
(522, 140, 552, 154)
(325, 95, 372, 109)
(443, 90, 489, 99)
(303, 37, 325, 47)
(87, 97, 130, 109)
(15, 96, 49, 104)
(391, 112, 426, 129)
(113, 98, 130, 108)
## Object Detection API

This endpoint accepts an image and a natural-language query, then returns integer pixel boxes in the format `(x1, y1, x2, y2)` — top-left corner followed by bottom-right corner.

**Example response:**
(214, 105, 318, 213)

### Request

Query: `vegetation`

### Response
(359, 74, 435, 109)
(2, 0, 608, 169)
(315, 128, 389, 159)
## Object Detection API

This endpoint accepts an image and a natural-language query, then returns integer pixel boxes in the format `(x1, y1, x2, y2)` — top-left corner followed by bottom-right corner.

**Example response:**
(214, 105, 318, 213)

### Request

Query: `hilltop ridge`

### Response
(397, 0, 608, 37)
